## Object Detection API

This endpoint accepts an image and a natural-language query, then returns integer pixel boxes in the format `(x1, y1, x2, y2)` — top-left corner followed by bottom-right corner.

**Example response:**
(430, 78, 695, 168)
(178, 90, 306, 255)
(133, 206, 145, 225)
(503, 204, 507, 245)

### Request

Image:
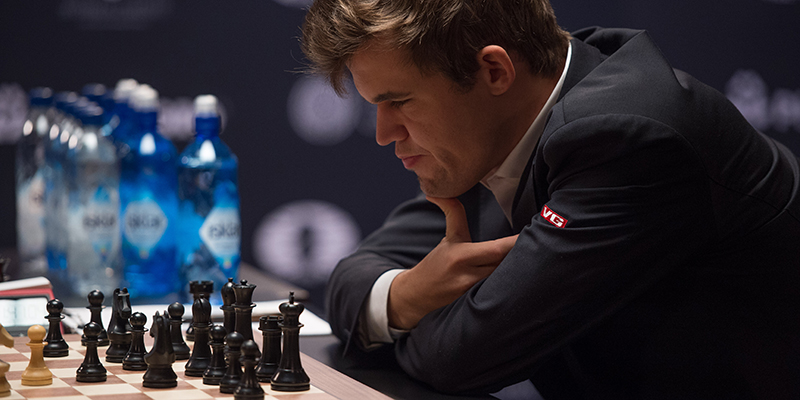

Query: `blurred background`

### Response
(1, 0, 798, 313)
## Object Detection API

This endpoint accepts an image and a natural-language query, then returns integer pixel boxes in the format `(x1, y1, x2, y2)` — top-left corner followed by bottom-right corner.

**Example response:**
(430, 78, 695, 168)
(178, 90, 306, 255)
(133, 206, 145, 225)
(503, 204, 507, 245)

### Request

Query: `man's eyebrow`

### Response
(372, 91, 411, 104)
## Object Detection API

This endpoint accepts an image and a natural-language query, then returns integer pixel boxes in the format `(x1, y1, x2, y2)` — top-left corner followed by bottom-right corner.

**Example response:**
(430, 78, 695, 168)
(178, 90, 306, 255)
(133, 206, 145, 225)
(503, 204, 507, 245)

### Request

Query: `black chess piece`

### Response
(82, 290, 109, 346)
(271, 292, 310, 392)
(106, 288, 132, 363)
(234, 340, 265, 400)
(185, 281, 200, 341)
(219, 331, 244, 394)
(123, 312, 148, 371)
(185, 280, 213, 341)
(185, 297, 213, 376)
(43, 299, 69, 357)
(143, 311, 177, 388)
(255, 314, 281, 382)
(220, 278, 236, 335)
(76, 322, 107, 382)
(203, 325, 228, 385)
(168, 302, 191, 360)
(233, 280, 256, 341)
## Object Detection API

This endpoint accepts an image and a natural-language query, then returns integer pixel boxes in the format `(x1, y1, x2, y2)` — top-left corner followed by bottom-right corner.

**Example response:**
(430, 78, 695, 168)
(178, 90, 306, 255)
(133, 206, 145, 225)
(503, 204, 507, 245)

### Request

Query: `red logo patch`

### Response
(541, 205, 567, 228)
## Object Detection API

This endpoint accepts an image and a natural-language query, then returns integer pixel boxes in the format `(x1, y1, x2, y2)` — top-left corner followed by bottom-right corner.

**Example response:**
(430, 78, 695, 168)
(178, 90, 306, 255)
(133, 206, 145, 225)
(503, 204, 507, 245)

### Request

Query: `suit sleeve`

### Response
(325, 192, 446, 351)
(393, 114, 714, 393)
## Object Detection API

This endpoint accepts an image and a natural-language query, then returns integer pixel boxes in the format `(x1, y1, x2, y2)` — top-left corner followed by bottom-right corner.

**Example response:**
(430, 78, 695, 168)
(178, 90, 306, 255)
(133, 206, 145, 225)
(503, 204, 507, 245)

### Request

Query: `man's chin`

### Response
(417, 177, 470, 199)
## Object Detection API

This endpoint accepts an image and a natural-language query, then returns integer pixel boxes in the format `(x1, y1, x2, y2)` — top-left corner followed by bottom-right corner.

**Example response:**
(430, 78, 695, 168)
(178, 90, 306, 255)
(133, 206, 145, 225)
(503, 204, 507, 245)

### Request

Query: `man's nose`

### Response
(375, 103, 408, 146)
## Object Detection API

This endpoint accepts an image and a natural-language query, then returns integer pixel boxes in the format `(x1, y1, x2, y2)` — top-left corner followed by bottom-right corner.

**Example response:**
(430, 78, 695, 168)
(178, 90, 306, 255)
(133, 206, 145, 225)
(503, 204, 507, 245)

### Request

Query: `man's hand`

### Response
(387, 196, 518, 330)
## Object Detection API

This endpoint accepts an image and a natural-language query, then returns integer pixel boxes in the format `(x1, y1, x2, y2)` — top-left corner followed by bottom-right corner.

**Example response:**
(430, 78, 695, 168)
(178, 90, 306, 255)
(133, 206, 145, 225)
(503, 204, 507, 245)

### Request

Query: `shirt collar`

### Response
(480, 42, 573, 222)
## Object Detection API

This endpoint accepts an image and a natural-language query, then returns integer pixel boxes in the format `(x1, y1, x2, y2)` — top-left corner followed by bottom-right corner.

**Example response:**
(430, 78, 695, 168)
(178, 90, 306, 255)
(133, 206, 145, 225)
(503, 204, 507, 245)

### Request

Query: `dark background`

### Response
(1, 0, 798, 311)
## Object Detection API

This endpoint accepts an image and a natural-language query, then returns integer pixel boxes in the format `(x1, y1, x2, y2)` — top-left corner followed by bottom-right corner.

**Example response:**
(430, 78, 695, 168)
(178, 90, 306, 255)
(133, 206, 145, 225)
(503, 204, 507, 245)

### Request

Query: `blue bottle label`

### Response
(198, 206, 240, 268)
(82, 201, 119, 261)
(123, 198, 168, 257)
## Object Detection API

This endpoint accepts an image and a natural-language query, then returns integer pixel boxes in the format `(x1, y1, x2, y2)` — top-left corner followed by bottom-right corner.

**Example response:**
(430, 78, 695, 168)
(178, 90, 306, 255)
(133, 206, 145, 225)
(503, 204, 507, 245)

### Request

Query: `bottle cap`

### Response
(114, 79, 139, 101)
(130, 85, 159, 111)
(194, 94, 218, 116)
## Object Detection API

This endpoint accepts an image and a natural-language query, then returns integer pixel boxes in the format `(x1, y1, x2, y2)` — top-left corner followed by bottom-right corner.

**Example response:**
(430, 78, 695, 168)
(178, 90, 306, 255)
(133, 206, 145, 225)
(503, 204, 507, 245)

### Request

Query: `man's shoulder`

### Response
(553, 27, 726, 133)
(563, 28, 686, 120)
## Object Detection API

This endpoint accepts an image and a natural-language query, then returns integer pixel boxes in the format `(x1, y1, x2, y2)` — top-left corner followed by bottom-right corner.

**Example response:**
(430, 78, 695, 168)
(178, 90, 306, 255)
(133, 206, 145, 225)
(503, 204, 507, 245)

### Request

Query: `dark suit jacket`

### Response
(326, 27, 800, 399)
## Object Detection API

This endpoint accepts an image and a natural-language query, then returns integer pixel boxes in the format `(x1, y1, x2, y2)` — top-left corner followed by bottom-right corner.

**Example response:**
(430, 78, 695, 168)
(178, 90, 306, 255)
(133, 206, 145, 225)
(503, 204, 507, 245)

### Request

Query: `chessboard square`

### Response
(0, 352, 29, 362)
(8, 377, 71, 390)
(13, 384, 83, 398)
(74, 383, 142, 396)
(116, 372, 146, 384)
(48, 357, 89, 369)
(0, 345, 19, 354)
(7, 360, 29, 372)
(143, 389, 215, 399)
(104, 363, 131, 375)
(62, 349, 89, 360)
(184, 378, 215, 390)
(51, 366, 85, 378)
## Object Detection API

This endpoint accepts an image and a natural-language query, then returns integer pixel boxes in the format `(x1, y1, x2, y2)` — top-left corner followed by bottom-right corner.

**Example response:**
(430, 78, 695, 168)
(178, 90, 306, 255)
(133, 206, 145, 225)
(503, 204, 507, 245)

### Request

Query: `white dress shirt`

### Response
(361, 44, 574, 346)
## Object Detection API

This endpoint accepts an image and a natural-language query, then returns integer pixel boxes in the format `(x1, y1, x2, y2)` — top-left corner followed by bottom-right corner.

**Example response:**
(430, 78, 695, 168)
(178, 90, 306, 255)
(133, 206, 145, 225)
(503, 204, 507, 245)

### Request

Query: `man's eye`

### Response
(390, 99, 409, 108)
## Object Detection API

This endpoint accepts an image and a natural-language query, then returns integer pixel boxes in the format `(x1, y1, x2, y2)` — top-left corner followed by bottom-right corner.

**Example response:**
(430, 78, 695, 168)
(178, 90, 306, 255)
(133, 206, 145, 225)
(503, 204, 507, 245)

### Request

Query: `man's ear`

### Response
(476, 45, 516, 96)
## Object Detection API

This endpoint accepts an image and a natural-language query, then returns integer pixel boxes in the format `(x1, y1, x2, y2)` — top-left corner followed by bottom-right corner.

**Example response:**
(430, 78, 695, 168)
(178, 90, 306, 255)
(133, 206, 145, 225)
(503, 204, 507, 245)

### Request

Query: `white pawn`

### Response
(22, 325, 53, 386)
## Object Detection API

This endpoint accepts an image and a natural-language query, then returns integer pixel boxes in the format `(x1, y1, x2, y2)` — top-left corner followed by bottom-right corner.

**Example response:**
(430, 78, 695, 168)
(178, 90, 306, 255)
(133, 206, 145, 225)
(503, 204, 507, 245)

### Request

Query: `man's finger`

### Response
(427, 196, 471, 242)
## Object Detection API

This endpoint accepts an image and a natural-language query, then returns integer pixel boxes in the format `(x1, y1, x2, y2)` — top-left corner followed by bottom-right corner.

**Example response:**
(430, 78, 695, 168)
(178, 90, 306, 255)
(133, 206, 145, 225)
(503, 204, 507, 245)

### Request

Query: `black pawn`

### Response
(185, 297, 213, 376)
(255, 314, 281, 382)
(143, 311, 177, 388)
(219, 331, 244, 394)
(43, 299, 69, 357)
(168, 302, 190, 360)
(82, 290, 109, 346)
(220, 278, 236, 335)
(76, 322, 107, 382)
(203, 325, 228, 385)
(271, 292, 310, 392)
(106, 288, 132, 363)
(123, 312, 148, 371)
(234, 340, 265, 400)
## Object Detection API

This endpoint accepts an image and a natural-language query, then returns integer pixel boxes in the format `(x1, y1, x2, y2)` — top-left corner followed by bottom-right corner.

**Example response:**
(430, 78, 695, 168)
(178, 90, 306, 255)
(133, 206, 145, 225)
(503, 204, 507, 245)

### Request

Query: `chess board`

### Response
(0, 334, 389, 399)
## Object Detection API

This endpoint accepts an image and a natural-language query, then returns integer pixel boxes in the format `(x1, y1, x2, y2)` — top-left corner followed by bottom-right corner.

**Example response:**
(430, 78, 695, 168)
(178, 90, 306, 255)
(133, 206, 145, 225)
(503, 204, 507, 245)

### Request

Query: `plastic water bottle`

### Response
(44, 92, 78, 285)
(65, 104, 122, 296)
(177, 95, 241, 303)
(119, 85, 180, 299)
(15, 88, 54, 278)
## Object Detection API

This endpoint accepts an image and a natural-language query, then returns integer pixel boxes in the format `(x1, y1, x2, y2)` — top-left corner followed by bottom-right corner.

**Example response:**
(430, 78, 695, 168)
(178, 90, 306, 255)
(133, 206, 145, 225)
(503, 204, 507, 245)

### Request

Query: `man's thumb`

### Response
(427, 196, 471, 242)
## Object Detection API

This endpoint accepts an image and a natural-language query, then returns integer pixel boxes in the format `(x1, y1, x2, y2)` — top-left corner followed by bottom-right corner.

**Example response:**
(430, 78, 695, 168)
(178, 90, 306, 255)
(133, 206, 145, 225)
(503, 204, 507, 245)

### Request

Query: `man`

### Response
(301, 0, 800, 398)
